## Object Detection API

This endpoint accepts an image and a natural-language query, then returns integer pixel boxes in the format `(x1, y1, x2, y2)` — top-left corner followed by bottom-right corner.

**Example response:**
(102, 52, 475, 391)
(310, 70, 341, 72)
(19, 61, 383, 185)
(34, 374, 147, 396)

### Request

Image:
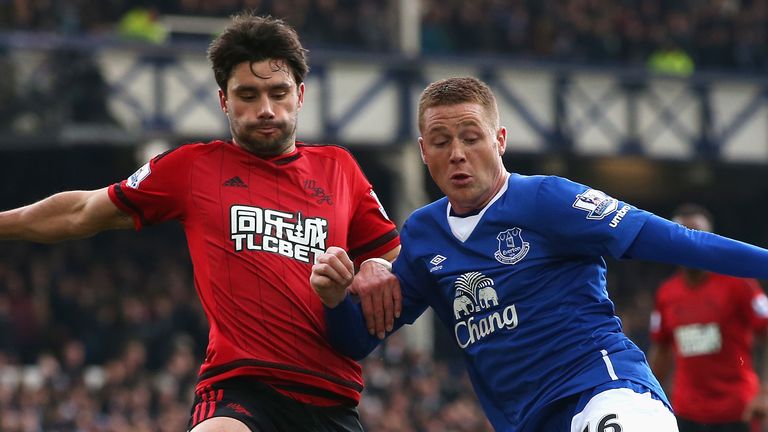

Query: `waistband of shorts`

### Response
(574, 379, 670, 415)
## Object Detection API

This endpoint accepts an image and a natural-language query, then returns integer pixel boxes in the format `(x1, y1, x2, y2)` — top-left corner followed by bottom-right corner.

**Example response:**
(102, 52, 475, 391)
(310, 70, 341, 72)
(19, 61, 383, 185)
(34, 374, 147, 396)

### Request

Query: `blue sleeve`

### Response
(324, 297, 381, 361)
(536, 176, 652, 258)
(324, 231, 431, 360)
(625, 214, 768, 278)
(324, 284, 430, 360)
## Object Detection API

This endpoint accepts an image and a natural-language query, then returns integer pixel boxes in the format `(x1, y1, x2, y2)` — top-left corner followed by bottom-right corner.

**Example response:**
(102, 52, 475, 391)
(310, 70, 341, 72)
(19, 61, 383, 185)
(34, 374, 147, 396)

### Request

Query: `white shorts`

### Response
(570, 387, 679, 432)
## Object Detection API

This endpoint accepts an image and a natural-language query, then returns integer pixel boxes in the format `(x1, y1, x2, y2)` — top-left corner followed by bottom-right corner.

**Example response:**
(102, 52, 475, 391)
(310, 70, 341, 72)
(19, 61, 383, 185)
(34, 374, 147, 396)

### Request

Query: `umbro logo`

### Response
(223, 176, 247, 187)
(430, 255, 446, 266)
(429, 254, 446, 272)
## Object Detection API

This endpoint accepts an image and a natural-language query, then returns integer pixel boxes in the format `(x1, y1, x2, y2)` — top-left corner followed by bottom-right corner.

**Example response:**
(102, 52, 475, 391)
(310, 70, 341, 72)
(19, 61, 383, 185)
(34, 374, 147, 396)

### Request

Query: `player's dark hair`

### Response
(418, 77, 499, 132)
(672, 203, 714, 226)
(207, 12, 309, 93)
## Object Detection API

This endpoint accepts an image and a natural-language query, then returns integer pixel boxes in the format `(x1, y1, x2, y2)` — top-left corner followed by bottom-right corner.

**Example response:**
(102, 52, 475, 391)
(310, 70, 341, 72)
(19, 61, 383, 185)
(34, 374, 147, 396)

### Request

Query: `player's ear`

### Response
(418, 137, 427, 164)
(218, 89, 228, 114)
(496, 127, 507, 156)
(296, 82, 305, 111)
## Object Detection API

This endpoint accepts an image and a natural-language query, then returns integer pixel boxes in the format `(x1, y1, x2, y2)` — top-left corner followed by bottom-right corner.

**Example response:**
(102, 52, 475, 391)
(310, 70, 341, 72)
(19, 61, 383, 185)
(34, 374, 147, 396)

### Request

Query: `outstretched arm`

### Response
(625, 214, 768, 278)
(0, 187, 133, 243)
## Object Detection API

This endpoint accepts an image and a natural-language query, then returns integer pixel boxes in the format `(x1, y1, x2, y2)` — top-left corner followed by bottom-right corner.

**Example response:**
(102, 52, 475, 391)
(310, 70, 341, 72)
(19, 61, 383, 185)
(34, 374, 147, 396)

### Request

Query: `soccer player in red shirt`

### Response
(0, 13, 401, 432)
(649, 204, 768, 432)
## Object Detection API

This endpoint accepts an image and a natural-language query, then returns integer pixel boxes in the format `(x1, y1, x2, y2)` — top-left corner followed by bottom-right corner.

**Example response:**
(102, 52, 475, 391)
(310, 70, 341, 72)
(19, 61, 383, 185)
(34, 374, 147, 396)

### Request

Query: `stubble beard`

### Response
(233, 117, 297, 157)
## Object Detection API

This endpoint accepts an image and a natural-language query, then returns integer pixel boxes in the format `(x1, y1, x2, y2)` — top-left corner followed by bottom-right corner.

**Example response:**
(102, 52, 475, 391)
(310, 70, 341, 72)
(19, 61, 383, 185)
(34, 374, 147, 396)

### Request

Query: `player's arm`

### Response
(647, 342, 674, 391)
(0, 187, 133, 243)
(320, 273, 426, 361)
(625, 214, 768, 278)
(311, 246, 389, 359)
(311, 246, 357, 308)
(744, 332, 768, 421)
(349, 245, 401, 339)
(311, 246, 427, 359)
(312, 246, 401, 339)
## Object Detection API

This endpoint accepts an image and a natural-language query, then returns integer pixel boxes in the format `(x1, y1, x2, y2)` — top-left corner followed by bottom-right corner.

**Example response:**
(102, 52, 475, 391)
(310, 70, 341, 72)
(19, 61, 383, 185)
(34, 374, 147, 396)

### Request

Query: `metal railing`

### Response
(2, 33, 768, 163)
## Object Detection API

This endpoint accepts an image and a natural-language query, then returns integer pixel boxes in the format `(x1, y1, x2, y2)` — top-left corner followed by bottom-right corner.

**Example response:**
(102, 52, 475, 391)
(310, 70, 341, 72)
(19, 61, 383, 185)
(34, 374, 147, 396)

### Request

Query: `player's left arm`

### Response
(625, 214, 768, 279)
(316, 235, 428, 360)
(743, 283, 768, 421)
(311, 245, 401, 339)
(647, 342, 674, 392)
(348, 245, 401, 339)
(321, 271, 427, 360)
(744, 331, 768, 421)
(341, 149, 402, 339)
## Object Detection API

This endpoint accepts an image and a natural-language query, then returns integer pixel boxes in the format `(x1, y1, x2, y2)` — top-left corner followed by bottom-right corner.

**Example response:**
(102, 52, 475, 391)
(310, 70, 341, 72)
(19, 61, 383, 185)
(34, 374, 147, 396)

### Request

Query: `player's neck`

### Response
(233, 139, 296, 159)
(681, 268, 708, 286)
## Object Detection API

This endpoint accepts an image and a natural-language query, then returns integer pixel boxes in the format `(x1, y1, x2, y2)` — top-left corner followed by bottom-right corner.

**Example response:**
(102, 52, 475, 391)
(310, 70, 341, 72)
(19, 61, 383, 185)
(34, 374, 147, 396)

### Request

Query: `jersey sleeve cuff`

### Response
(107, 183, 143, 231)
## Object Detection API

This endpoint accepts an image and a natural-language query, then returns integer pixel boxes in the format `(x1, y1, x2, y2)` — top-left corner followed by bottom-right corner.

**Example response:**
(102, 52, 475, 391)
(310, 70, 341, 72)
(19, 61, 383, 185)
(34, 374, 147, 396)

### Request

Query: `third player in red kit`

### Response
(649, 204, 768, 432)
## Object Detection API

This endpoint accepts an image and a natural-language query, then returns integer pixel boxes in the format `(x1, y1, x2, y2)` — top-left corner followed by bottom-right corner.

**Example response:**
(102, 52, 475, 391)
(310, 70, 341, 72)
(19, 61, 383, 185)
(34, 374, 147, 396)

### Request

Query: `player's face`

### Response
(419, 102, 508, 214)
(219, 59, 304, 157)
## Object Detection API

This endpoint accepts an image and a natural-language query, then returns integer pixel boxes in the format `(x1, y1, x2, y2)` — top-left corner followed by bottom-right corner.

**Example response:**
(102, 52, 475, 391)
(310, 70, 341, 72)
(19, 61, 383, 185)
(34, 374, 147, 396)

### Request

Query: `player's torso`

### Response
(660, 276, 747, 361)
(185, 144, 357, 363)
(189, 145, 350, 261)
(659, 275, 760, 420)
(406, 194, 640, 425)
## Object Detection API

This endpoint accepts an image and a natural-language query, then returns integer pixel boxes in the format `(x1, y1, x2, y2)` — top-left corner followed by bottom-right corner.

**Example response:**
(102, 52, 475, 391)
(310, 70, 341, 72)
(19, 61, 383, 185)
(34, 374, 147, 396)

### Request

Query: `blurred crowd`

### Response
(1, 0, 766, 72)
(0, 231, 493, 431)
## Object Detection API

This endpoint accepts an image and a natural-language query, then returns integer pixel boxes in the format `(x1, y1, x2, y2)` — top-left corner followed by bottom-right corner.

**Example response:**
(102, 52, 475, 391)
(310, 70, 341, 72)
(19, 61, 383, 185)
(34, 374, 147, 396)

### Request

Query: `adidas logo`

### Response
(223, 176, 247, 187)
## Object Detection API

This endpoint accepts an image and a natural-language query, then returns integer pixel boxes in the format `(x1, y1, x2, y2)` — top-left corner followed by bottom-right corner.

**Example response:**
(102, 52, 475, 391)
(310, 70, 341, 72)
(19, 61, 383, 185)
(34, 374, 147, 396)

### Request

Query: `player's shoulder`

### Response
(509, 172, 549, 187)
(150, 140, 225, 164)
(508, 174, 589, 200)
(296, 142, 355, 160)
(404, 198, 449, 232)
(709, 273, 761, 290)
(532, 174, 591, 194)
(505, 174, 592, 216)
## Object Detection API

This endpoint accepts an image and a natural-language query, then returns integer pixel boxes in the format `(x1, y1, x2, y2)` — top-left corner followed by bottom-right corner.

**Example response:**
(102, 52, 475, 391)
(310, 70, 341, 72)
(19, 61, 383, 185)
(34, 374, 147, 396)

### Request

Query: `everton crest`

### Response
(494, 227, 530, 265)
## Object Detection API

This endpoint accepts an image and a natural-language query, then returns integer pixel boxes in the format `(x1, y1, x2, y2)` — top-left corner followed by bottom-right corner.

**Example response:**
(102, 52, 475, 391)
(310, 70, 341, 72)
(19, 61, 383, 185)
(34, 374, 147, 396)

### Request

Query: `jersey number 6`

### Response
(582, 414, 622, 432)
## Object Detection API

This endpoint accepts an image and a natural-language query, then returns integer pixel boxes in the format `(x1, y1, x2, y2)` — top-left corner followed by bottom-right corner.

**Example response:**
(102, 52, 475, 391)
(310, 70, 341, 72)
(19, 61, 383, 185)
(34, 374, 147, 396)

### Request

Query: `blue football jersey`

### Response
(392, 173, 667, 431)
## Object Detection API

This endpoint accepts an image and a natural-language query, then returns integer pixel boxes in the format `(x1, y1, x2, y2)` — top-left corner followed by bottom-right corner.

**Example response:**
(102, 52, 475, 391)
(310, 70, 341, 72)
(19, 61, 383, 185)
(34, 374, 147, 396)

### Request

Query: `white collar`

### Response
(446, 172, 510, 242)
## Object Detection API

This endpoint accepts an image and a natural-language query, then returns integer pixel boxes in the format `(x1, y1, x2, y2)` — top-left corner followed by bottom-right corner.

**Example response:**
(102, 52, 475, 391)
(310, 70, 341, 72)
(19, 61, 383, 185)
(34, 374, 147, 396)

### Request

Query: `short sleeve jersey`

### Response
(392, 173, 666, 431)
(108, 140, 399, 406)
(651, 272, 768, 422)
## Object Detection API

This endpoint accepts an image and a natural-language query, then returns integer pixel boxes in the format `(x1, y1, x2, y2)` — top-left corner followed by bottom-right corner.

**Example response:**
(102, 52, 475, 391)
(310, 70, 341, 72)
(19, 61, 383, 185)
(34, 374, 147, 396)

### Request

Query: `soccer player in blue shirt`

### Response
(310, 77, 768, 432)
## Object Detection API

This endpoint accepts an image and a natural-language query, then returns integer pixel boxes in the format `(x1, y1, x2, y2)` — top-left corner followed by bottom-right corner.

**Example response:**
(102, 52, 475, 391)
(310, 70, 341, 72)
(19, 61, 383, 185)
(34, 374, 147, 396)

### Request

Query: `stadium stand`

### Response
(1, 1, 768, 431)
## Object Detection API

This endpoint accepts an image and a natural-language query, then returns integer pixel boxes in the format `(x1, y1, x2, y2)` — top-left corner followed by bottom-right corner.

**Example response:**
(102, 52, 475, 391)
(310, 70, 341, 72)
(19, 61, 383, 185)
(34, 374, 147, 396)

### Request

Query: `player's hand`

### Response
(742, 390, 768, 422)
(310, 246, 355, 308)
(348, 259, 401, 340)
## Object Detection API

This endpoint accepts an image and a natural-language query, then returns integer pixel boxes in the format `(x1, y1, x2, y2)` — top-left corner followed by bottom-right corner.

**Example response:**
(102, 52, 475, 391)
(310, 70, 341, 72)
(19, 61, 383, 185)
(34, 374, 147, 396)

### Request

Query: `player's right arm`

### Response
(0, 187, 133, 243)
(647, 342, 674, 390)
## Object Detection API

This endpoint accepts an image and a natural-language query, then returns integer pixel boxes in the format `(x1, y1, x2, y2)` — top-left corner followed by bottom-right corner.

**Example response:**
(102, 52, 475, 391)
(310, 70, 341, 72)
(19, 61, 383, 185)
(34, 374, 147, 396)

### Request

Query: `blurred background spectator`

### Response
(1, 0, 767, 71)
(1, 1, 768, 431)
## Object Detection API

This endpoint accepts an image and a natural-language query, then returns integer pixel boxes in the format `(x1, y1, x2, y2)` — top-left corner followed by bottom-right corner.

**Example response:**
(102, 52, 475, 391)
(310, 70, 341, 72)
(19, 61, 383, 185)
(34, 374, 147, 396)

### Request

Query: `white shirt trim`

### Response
(447, 172, 511, 243)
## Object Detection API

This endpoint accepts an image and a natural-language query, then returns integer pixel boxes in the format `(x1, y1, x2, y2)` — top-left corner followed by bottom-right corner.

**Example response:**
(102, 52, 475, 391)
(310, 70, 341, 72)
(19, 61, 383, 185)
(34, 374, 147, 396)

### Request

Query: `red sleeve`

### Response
(340, 151, 399, 266)
(650, 283, 673, 345)
(107, 146, 192, 230)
